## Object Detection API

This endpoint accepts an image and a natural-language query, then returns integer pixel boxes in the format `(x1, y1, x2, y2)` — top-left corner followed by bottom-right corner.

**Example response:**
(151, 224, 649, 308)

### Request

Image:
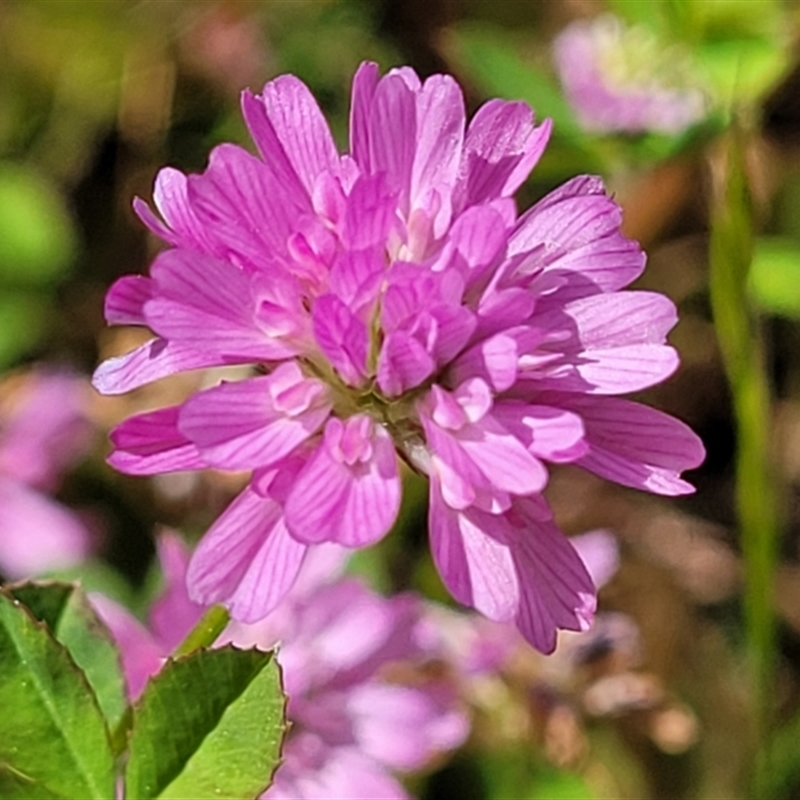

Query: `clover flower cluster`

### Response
(94, 62, 704, 652)
(554, 14, 707, 135)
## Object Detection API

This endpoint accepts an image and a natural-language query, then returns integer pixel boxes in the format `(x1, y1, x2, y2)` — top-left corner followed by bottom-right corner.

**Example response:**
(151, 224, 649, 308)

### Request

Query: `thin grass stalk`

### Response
(708, 126, 779, 796)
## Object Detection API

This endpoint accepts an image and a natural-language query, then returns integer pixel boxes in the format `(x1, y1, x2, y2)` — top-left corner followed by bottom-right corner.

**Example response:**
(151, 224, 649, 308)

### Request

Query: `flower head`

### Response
(554, 14, 707, 135)
(94, 62, 704, 652)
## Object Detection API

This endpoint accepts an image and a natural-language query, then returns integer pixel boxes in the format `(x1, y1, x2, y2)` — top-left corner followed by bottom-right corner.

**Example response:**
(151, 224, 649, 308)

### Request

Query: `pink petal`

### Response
(526, 291, 681, 394)
(457, 420, 549, 496)
(280, 580, 418, 685)
(456, 99, 552, 209)
(422, 416, 484, 507)
(259, 75, 341, 195)
(104, 275, 153, 325)
(448, 332, 520, 393)
(187, 486, 307, 622)
(545, 394, 705, 495)
(348, 682, 469, 771)
(149, 531, 204, 651)
(92, 337, 232, 396)
(420, 385, 547, 499)
(0, 370, 89, 487)
(0, 480, 90, 579)
(476, 286, 536, 333)
(265, 741, 409, 800)
(341, 173, 399, 251)
(349, 62, 381, 172)
(108, 405, 206, 475)
(427, 383, 470, 430)
(509, 175, 616, 255)
(327, 247, 385, 313)
(410, 74, 465, 216)
(569, 529, 620, 590)
(226, 516, 308, 623)
(428, 477, 519, 621)
(285, 417, 401, 548)
(133, 195, 177, 246)
(177, 366, 331, 470)
(133, 166, 222, 255)
(145, 248, 299, 361)
(89, 594, 164, 700)
(511, 507, 596, 653)
(428, 304, 477, 366)
(376, 330, 436, 397)
(187, 143, 308, 269)
(554, 291, 678, 349)
(539, 344, 680, 394)
(423, 415, 511, 514)
(312, 294, 369, 386)
(508, 178, 645, 300)
(368, 73, 417, 204)
(152, 166, 223, 254)
(537, 232, 646, 304)
(241, 89, 310, 202)
(492, 401, 587, 463)
(380, 269, 430, 332)
(437, 203, 509, 286)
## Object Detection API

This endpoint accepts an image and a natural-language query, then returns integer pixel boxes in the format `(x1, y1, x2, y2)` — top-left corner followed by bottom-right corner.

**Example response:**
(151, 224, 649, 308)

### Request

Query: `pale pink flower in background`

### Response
(94, 533, 469, 799)
(94, 61, 704, 652)
(553, 15, 707, 135)
(90, 532, 203, 698)
(243, 580, 469, 800)
(0, 369, 93, 578)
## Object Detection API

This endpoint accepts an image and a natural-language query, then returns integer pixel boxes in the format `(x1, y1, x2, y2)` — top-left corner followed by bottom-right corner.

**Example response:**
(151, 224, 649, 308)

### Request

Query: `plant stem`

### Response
(173, 605, 231, 658)
(708, 127, 779, 795)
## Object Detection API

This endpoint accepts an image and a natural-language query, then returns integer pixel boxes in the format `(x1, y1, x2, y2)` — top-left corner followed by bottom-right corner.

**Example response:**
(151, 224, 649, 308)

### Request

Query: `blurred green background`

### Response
(3, 0, 800, 797)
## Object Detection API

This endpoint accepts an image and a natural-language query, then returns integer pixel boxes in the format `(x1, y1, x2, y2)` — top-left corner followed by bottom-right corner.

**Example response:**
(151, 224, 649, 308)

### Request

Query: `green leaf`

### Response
(696, 37, 788, 107)
(0, 292, 48, 368)
(606, 0, 670, 32)
(0, 589, 115, 799)
(125, 645, 286, 800)
(747, 237, 800, 317)
(529, 769, 595, 800)
(0, 765, 62, 799)
(482, 751, 595, 800)
(0, 163, 77, 285)
(446, 26, 582, 138)
(8, 581, 127, 731)
(690, 0, 783, 40)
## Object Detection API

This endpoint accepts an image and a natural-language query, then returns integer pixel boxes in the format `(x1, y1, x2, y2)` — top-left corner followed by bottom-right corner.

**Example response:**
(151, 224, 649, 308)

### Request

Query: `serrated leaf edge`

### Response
(0, 587, 115, 800)
(7, 579, 128, 731)
(126, 644, 288, 800)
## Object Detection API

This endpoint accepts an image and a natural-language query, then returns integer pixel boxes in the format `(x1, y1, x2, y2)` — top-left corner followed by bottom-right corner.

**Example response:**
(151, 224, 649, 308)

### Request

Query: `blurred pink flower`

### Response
(243, 579, 469, 800)
(0, 369, 93, 578)
(554, 15, 707, 135)
(94, 61, 704, 652)
(93, 534, 469, 798)
(90, 532, 203, 698)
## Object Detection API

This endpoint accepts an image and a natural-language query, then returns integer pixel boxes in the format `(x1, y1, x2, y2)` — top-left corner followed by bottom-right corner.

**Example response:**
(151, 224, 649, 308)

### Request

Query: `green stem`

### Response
(173, 605, 231, 659)
(708, 128, 779, 795)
